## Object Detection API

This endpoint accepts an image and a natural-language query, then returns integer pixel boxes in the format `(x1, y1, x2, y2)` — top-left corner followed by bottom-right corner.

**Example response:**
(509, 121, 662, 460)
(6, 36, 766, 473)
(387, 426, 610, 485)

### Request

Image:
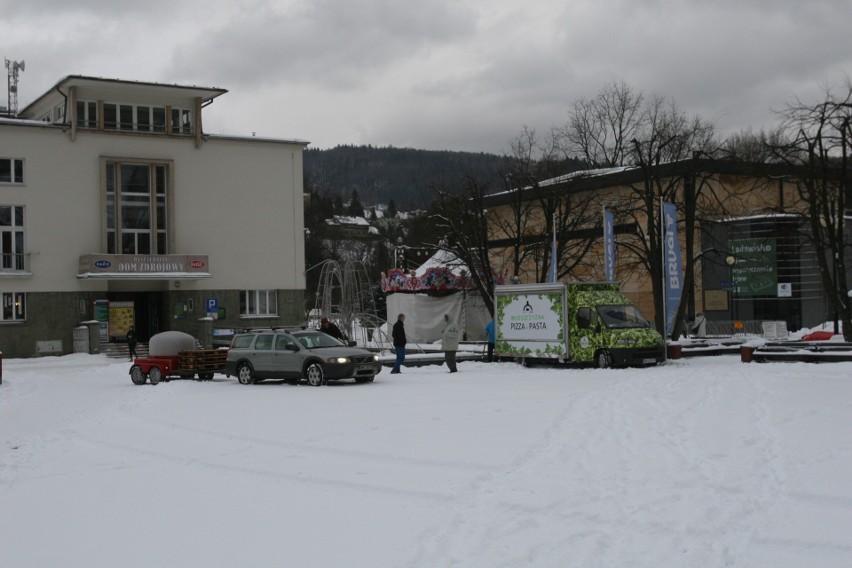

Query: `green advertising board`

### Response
(729, 238, 777, 296)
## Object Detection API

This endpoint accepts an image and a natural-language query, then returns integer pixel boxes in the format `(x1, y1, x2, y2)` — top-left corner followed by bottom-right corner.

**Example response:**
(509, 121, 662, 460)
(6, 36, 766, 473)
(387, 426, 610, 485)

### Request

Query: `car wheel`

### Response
(237, 363, 255, 385)
(596, 350, 612, 369)
(130, 365, 147, 385)
(305, 363, 324, 387)
(148, 366, 162, 385)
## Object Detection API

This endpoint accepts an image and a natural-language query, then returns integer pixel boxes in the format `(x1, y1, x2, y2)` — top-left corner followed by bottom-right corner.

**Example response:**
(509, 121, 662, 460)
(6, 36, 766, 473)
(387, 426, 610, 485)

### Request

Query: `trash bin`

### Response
(666, 343, 683, 360)
(740, 345, 755, 363)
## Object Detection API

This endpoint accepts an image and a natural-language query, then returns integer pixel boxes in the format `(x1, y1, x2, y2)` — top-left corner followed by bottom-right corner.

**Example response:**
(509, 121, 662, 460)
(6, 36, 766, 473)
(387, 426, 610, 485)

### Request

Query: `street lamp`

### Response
(726, 255, 738, 327)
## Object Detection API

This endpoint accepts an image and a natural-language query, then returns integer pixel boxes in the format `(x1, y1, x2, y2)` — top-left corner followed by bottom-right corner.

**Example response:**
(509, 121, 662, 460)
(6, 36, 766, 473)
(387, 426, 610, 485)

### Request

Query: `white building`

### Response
(0, 75, 308, 357)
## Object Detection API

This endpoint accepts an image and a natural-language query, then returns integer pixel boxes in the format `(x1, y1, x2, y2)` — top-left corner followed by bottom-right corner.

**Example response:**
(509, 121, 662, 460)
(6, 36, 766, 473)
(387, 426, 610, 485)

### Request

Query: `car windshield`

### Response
(596, 304, 651, 329)
(295, 331, 345, 349)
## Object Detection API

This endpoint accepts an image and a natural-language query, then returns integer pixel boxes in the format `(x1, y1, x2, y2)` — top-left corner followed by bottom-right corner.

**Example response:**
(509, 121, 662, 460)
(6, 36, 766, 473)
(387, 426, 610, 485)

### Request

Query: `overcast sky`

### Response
(3, 0, 851, 154)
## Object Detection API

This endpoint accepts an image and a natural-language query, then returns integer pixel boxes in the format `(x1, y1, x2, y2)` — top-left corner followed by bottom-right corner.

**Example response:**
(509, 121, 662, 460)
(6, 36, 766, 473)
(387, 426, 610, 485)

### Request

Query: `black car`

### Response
(225, 329, 381, 386)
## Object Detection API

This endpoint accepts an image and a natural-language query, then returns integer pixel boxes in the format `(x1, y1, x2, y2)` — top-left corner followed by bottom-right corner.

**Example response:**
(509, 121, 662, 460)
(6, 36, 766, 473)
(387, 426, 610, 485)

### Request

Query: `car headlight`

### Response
(326, 357, 349, 364)
(372, 354, 379, 362)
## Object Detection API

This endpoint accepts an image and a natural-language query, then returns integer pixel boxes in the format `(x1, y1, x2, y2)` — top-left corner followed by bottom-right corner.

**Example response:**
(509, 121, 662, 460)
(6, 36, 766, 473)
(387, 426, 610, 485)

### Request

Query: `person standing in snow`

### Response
(391, 313, 407, 374)
(126, 325, 138, 361)
(441, 313, 460, 373)
(320, 317, 347, 342)
(484, 319, 496, 362)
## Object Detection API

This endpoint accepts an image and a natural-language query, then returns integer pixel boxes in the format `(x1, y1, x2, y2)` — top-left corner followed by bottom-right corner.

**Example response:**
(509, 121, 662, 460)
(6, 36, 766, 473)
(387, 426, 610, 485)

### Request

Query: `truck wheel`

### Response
(130, 365, 147, 385)
(148, 366, 163, 385)
(596, 350, 612, 369)
(237, 363, 255, 385)
(305, 363, 324, 386)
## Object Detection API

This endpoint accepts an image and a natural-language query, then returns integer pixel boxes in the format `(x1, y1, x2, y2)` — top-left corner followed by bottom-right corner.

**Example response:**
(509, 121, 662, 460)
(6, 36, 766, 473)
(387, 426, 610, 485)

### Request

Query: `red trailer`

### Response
(129, 349, 228, 385)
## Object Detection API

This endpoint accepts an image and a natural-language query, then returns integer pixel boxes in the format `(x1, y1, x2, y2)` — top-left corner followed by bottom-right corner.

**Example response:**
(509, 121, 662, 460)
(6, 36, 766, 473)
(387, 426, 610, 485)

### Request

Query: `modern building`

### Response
(0, 75, 308, 358)
(484, 159, 851, 335)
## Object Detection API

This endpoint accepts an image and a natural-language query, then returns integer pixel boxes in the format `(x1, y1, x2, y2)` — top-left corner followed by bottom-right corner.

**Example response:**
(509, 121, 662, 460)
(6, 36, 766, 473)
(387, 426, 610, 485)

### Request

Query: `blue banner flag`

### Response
(663, 202, 683, 336)
(549, 212, 558, 283)
(603, 208, 615, 282)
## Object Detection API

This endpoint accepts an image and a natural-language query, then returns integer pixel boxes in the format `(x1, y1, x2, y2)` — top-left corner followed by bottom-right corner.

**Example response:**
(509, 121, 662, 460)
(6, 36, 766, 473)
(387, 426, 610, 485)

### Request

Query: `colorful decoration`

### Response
(381, 267, 504, 292)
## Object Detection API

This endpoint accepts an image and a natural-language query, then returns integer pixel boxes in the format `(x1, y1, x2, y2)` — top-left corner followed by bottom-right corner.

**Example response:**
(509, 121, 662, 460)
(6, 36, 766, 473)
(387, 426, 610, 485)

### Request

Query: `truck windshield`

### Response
(596, 304, 651, 329)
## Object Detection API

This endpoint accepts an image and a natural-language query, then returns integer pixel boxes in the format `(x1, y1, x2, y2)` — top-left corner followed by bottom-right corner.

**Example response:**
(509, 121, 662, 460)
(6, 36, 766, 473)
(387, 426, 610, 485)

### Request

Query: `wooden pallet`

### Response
(178, 349, 228, 371)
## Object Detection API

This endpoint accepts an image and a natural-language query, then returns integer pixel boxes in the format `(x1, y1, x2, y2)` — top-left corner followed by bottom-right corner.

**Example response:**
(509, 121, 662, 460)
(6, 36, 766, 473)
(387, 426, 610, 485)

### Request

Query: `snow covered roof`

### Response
(414, 249, 468, 277)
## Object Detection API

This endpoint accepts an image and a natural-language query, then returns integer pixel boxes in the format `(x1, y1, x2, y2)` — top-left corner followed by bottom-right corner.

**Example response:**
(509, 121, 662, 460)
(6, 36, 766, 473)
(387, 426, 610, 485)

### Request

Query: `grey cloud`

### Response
(166, 0, 477, 89)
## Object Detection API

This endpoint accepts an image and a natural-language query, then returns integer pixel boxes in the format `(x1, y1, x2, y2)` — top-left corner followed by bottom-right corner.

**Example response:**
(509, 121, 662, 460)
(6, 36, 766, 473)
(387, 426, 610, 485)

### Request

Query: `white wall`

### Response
(0, 122, 305, 294)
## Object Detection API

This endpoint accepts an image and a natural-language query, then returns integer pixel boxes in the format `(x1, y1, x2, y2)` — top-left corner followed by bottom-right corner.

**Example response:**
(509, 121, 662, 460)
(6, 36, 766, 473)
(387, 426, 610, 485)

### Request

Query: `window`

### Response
(1, 292, 26, 321)
(171, 108, 192, 135)
(1, 205, 25, 271)
(105, 161, 170, 254)
(0, 159, 24, 184)
(254, 334, 274, 350)
(102, 103, 178, 133)
(76, 100, 98, 128)
(241, 290, 278, 317)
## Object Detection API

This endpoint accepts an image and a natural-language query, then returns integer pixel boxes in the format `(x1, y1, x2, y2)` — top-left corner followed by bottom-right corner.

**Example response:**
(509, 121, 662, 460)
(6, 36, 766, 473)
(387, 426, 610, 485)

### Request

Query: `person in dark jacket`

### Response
(391, 313, 407, 374)
(126, 325, 138, 361)
(320, 317, 347, 342)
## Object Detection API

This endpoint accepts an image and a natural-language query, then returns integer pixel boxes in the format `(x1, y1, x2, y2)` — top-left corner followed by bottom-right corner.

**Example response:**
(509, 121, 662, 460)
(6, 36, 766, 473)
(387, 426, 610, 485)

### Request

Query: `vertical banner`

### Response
(549, 211, 558, 283)
(603, 208, 615, 282)
(663, 202, 683, 336)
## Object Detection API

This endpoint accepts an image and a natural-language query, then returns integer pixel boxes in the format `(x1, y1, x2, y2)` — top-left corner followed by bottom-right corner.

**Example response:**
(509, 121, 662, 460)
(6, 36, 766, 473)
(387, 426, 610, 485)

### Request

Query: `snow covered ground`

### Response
(2, 353, 852, 567)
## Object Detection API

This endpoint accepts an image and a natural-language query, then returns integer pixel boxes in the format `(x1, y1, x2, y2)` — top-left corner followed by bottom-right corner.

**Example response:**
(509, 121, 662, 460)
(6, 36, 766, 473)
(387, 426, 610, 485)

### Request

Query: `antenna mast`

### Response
(5, 59, 25, 117)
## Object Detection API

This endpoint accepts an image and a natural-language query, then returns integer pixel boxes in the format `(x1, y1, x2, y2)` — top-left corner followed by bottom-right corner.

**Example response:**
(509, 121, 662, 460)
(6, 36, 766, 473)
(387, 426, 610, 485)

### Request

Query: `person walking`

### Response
(320, 317, 347, 342)
(126, 325, 138, 361)
(391, 313, 407, 374)
(484, 319, 496, 362)
(441, 313, 460, 373)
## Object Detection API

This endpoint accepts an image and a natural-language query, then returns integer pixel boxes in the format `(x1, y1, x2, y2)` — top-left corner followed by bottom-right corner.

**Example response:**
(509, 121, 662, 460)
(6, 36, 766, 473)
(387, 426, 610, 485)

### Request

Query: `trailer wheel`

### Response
(596, 350, 613, 369)
(148, 366, 163, 385)
(237, 363, 255, 385)
(305, 362, 324, 386)
(130, 365, 147, 385)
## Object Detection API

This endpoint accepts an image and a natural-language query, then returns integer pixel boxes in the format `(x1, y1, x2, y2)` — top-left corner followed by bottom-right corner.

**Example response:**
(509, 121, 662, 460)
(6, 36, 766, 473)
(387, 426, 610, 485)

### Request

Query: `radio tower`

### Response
(5, 59, 25, 117)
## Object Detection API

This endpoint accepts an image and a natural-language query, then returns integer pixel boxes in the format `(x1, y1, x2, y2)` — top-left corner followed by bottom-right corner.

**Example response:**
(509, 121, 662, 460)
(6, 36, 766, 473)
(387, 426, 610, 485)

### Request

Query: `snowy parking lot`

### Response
(2, 353, 851, 567)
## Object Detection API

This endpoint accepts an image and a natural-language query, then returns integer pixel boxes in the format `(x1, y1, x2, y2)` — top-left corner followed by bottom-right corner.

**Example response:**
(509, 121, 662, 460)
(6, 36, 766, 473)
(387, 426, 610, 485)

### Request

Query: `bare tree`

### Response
(558, 80, 644, 168)
(497, 127, 600, 283)
(430, 176, 498, 315)
(771, 83, 852, 339)
(558, 85, 718, 337)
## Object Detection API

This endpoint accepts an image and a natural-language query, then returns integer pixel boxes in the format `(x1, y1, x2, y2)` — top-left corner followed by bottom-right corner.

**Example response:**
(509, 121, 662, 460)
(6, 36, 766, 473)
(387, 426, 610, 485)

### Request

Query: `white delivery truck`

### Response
(495, 282, 665, 368)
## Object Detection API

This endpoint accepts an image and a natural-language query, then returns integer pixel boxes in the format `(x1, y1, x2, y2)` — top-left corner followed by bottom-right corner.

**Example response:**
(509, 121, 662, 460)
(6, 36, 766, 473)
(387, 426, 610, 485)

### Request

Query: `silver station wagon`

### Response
(225, 329, 382, 386)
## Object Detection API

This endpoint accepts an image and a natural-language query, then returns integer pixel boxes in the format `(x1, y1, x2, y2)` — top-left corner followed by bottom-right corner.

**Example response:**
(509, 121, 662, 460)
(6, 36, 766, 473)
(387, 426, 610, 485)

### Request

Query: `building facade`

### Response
(484, 160, 851, 335)
(0, 76, 307, 358)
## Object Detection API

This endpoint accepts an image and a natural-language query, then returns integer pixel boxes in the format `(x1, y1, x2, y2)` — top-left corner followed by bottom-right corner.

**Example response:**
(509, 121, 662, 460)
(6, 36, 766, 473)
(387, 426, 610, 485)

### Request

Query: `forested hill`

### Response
(303, 145, 509, 209)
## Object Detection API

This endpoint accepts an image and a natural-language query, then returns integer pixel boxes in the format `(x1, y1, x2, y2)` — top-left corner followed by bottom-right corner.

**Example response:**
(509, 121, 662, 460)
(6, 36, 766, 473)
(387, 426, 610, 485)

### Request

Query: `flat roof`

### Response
(19, 75, 228, 116)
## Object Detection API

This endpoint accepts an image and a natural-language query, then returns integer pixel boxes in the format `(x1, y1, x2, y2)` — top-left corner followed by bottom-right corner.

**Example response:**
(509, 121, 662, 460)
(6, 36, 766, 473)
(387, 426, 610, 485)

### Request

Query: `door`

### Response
(250, 334, 276, 378)
(272, 334, 302, 379)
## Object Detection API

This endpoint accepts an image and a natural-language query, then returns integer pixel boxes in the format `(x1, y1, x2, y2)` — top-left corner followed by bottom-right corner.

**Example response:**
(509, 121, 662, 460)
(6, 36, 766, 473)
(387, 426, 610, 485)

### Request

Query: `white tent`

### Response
(383, 250, 492, 344)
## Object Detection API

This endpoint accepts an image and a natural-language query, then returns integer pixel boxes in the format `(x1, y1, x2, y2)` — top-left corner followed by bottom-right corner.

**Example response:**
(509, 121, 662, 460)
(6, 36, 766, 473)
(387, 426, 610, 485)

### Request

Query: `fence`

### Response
(693, 319, 788, 339)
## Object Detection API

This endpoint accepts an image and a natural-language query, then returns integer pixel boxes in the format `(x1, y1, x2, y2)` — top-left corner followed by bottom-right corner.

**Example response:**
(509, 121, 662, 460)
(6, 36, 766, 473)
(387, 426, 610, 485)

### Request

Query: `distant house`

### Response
(324, 215, 379, 238)
(0, 75, 308, 357)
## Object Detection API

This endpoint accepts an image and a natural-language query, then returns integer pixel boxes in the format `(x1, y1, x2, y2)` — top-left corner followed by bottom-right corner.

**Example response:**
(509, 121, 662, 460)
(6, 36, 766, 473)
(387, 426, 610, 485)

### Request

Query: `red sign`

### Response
(190, 260, 205, 269)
